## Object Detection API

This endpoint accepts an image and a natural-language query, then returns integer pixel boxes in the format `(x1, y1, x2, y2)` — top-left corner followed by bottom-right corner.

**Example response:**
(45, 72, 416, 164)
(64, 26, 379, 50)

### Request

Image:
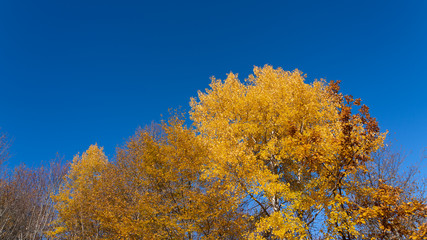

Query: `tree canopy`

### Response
(44, 65, 427, 239)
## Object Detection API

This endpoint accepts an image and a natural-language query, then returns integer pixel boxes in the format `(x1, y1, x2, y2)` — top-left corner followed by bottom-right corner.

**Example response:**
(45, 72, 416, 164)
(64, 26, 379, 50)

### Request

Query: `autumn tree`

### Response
(49, 144, 109, 239)
(355, 144, 427, 239)
(189, 65, 425, 239)
(0, 130, 66, 240)
(92, 117, 247, 239)
(0, 159, 66, 240)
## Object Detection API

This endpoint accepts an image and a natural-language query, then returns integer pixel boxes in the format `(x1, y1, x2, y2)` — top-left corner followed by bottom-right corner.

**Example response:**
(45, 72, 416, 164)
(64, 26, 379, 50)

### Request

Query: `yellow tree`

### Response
(92, 116, 247, 239)
(49, 144, 109, 240)
(190, 65, 389, 239)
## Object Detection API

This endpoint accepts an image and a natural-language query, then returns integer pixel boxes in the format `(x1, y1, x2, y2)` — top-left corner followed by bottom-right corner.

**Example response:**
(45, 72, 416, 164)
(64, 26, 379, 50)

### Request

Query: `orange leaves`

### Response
(356, 182, 427, 239)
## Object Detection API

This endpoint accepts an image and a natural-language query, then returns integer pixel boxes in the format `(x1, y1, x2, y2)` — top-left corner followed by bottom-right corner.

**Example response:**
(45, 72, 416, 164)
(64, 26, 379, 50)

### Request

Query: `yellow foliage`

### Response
(49, 144, 109, 239)
(190, 65, 387, 239)
(48, 65, 426, 239)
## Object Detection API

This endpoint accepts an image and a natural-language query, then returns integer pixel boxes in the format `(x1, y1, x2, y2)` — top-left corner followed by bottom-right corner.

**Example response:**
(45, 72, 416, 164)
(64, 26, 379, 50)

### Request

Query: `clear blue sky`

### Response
(0, 0, 426, 172)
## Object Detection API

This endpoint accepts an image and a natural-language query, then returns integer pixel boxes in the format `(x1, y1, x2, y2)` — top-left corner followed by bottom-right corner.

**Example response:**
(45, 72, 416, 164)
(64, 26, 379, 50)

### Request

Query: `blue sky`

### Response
(0, 0, 426, 172)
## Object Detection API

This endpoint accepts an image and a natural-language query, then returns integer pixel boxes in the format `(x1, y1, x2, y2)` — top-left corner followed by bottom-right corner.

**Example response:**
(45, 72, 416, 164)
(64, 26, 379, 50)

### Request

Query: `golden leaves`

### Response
(190, 65, 393, 239)
(49, 65, 425, 240)
(49, 144, 109, 240)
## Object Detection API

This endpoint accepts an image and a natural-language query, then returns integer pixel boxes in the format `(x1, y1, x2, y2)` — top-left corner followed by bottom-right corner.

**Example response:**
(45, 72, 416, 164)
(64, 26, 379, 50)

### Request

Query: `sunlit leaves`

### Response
(49, 144, 109, 240)
(190, 65, 391, 239)
(48, 65, 426, 239)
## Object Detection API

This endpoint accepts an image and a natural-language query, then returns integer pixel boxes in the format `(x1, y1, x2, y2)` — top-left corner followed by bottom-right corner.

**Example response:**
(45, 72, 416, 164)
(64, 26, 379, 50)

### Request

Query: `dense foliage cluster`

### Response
(1, 65, 426, 239)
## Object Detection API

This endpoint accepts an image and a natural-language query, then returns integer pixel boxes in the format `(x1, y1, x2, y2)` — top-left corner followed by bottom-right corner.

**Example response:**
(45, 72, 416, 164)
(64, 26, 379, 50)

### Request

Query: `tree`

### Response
(49, 144, 109, 240)
(0, 161, 66, 240)
(354, 144, 427, 239)
(189, 65, 424, 239)
(93, 117, 247, 239)
(0, 131, 66, 240)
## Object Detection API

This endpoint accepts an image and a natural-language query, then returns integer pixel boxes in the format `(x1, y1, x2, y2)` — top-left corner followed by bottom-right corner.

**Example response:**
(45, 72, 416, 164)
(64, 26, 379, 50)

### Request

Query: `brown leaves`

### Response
(0, 159, 67, 239)
(357, 183, 427, 239)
